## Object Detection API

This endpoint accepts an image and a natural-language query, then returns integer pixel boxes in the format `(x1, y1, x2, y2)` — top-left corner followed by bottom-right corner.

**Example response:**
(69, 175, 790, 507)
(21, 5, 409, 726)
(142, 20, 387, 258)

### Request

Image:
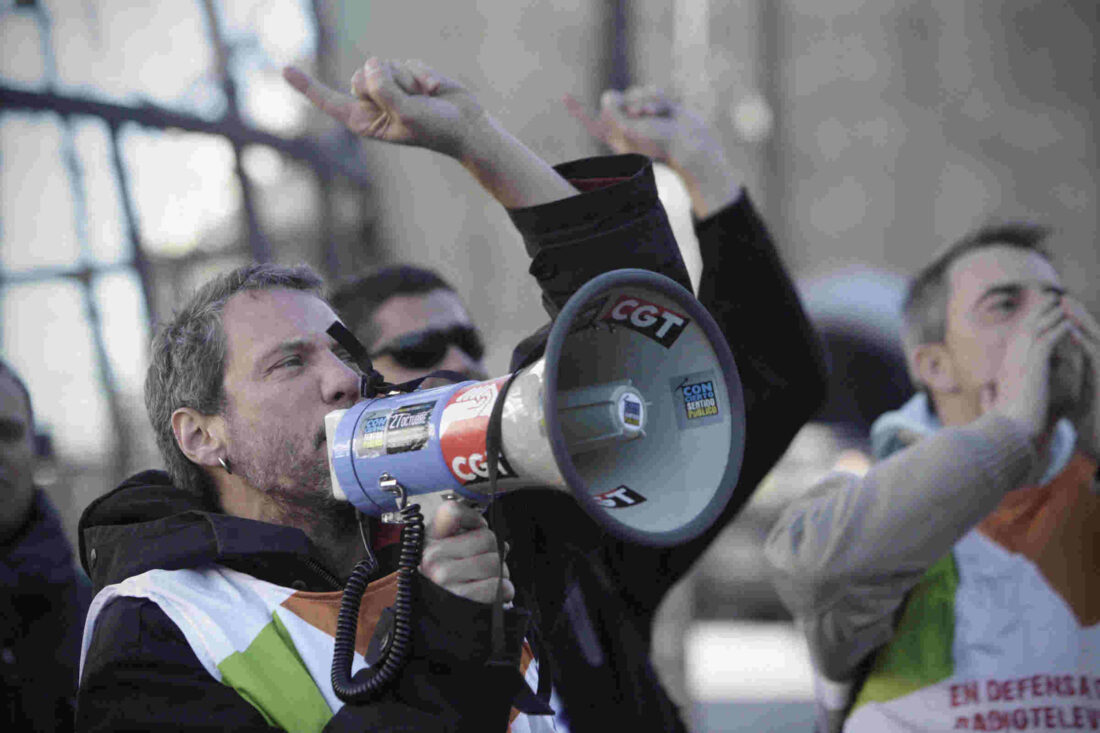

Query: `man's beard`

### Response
(226, 418, 360, 554)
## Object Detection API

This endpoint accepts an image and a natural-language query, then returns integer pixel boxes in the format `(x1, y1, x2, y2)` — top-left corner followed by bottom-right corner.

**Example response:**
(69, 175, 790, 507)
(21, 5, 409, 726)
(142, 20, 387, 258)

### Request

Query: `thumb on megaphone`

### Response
(427, 499, 488, 540)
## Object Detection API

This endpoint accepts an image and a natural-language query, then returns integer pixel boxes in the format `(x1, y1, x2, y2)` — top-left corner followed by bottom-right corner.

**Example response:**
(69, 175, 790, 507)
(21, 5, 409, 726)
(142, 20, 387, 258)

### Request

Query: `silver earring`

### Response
(218, 456, 232, 474)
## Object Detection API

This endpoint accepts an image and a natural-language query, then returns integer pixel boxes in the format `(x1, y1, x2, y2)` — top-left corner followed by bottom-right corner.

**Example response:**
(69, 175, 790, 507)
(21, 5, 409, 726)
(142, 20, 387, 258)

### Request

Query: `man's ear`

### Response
(171, 407, 226, 468)
(911, 343, 959, 394)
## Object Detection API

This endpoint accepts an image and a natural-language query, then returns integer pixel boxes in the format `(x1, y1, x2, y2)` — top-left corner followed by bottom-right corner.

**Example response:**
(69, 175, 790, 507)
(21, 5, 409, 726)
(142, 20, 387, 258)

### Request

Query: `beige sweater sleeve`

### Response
(764, 413, 1037, 681)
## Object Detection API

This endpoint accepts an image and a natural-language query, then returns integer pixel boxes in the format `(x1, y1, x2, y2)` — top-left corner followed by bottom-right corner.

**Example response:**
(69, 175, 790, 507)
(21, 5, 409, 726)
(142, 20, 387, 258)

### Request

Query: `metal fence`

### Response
(0, 0, 376, 534)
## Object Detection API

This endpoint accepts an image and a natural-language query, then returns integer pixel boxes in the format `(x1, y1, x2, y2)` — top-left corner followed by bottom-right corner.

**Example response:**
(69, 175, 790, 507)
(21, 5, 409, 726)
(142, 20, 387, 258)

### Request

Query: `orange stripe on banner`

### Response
(285, 581, 542, 726)
(281, 571, 400, 656)
(978, 452, 1100, 625)
(507, 642, 536, 729)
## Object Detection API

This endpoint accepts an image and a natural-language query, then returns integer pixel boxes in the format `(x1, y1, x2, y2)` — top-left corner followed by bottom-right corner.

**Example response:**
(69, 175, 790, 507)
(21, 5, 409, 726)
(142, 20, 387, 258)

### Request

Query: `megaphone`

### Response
(324, 268, 745, 547)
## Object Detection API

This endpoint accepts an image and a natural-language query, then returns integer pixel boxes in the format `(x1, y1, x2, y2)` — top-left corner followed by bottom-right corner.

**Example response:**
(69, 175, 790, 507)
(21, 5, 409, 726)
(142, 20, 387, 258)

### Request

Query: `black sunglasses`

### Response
(369, 325, 485, 370)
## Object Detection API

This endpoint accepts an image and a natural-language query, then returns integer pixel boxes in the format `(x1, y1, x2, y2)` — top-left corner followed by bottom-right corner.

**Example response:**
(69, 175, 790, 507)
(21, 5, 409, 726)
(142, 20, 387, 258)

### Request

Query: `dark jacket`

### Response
(503, 157, 828, 731)
(76, 155, 827, 732)
(2, 489, 92, 732)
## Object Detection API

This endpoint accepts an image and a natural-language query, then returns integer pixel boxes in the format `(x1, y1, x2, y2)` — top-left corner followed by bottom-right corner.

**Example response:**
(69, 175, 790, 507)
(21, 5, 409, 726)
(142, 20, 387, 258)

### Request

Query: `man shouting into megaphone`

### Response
(75, 56, 827, 732)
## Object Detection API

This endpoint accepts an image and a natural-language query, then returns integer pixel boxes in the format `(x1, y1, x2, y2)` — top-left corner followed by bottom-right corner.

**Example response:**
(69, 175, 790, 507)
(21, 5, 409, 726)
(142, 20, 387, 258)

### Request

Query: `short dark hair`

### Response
(0, 360, 34, 432)
(327, 264, 456, 345)
(145, 263, 326, 504)
(902, 222, 1054, 353)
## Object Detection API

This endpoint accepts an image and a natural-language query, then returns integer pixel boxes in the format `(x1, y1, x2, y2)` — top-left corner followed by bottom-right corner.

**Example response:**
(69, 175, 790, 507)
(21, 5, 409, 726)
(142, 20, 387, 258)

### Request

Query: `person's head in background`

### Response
(902, 223, 1085, 431)
(0, 360, 37, 542)
(328, 265, 488, 386)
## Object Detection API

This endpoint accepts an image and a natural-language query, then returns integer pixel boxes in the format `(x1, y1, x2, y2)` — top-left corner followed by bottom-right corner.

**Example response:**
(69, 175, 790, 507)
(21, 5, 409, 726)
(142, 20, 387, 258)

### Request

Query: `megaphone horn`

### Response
(325, 268, 745, 547)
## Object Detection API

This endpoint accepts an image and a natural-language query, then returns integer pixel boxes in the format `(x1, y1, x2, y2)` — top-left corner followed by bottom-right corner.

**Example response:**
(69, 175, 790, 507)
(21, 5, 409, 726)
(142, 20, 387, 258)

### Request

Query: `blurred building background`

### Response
(1, 1, 1097, 730)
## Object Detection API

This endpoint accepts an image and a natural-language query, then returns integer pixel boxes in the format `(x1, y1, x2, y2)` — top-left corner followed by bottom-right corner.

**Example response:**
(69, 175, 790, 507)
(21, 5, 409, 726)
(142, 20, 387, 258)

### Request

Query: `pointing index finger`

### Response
(283, 66, 358, 128)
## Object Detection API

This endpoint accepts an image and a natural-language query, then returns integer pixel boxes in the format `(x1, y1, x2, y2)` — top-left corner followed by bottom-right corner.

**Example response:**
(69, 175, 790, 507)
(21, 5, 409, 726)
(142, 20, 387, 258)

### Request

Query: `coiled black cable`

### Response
(331, 502, 424, 703)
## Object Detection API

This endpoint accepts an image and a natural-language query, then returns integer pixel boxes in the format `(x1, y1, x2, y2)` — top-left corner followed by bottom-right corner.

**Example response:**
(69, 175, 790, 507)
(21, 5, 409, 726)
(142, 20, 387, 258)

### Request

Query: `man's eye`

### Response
(990, 298, 1017, 313)
(275, 356, 303, 370)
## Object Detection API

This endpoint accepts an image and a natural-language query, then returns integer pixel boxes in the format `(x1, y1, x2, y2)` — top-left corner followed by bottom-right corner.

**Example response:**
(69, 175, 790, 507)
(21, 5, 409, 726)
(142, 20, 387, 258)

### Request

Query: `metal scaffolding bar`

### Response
(201, 0, 268, 263)
(106, 121, 157, 326)
(310, 0, 342, 278)
(0, 86, 372, 188)
(58, 113, 135, 480)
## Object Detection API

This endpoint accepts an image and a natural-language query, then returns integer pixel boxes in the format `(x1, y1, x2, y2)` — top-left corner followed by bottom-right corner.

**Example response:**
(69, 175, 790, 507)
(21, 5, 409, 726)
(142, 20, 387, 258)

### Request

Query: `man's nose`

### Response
(323, 353, 363, 406)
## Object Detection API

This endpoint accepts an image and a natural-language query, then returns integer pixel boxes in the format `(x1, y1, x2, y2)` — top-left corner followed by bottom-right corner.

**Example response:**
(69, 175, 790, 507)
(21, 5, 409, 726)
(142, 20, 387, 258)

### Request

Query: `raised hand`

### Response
(285, 58, 574, 209)
(1062, 296, 1100, 462)
(419, 499, 513, 605)
(568, 87, 724, 167)
(283, 58, 484, 159)
(565, 86, 741, 218)
(980, 293, 1074, 442)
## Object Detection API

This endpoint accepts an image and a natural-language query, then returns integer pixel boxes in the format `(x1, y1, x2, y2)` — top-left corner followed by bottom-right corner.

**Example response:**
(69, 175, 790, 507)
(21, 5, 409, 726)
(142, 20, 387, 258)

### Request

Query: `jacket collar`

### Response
(79, 470, 330, 594)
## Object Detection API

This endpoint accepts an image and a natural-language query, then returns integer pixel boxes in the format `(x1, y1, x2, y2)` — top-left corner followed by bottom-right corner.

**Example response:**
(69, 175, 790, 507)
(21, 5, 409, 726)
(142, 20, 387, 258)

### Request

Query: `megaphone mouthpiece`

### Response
(555, 380, 647, 454)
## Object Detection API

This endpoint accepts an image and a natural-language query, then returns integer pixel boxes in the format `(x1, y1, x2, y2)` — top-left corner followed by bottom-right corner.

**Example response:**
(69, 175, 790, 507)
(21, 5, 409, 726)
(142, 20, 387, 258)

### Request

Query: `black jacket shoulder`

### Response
(78, 596, 276, 731)
(77, 472, 533, 732)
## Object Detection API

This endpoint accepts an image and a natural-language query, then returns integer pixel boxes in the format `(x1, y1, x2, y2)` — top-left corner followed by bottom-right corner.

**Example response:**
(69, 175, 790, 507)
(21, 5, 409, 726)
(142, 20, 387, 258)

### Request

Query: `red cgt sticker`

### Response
(439, 377, 515, 485)
(593, 485, 647, 508)
(601, 294, 690, 348)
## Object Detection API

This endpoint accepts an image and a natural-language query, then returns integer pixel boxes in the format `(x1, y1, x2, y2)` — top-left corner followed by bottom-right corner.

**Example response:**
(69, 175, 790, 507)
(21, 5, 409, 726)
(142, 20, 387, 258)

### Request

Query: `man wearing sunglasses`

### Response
(329, 265, 488, 387)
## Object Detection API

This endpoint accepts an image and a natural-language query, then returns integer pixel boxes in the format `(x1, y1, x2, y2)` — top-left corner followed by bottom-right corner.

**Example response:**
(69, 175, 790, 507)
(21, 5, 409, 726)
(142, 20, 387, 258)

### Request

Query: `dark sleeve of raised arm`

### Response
(506, 153, 692, 317)
(693, 192, 829, 522)
(589, 193, 829, 616)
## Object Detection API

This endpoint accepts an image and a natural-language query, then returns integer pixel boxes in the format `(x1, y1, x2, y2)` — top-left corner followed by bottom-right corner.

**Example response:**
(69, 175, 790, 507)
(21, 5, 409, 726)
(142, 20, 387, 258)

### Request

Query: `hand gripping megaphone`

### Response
(324, 268, 745, 547)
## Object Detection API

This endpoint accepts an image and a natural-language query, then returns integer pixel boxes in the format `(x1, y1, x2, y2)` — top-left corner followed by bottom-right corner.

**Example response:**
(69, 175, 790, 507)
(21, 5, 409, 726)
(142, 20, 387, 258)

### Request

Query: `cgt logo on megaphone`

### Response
(601, 294, 690, 348)
(594, 485, 647, 509)
(439, 378, 516, 485)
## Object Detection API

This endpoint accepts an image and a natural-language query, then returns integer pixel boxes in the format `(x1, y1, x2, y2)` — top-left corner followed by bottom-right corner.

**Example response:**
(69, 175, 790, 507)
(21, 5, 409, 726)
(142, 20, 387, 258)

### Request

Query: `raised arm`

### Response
(559, 85, 828, 607)
(284, 59, 577, 209)
(764, 414, 1037, 679)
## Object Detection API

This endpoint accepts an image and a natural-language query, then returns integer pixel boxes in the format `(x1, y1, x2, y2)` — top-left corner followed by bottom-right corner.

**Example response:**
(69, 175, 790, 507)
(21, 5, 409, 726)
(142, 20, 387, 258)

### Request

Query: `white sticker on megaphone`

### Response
(618, 392, 644, 429)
